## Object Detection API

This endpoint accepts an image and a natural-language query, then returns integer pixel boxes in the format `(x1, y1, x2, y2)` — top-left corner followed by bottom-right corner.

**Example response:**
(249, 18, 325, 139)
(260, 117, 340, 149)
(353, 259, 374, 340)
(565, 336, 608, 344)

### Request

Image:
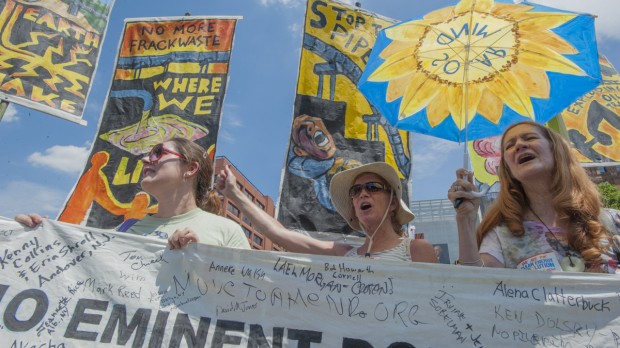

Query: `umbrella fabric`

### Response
(358, 0, 602, 142)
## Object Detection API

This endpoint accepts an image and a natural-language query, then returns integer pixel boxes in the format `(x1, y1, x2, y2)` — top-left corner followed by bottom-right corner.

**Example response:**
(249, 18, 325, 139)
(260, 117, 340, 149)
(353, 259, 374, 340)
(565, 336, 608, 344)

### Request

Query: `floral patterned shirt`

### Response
(480, 209, 620, 273)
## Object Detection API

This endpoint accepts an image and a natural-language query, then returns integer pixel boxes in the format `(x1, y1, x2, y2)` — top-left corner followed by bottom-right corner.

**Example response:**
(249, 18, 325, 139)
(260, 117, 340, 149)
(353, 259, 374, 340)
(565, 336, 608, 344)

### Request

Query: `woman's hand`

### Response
(215, 165, 239, 199)
(447, 168, 480, 216)
(15, 213, 47, 228)
(168, 228, 200, 249)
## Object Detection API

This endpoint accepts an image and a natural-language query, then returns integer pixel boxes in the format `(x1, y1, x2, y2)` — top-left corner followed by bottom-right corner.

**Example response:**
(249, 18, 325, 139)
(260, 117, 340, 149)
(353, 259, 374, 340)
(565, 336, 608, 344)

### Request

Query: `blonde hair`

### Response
(169, 138, 221, 215)
(477, 122, 607, 269)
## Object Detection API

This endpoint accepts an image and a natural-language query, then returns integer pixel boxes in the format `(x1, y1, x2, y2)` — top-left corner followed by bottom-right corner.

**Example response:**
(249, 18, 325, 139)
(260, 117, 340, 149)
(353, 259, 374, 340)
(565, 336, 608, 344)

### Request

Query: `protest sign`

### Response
(57, 16, 239, 228)
(278, 0, 412, 234)
(0, 0, 114, 124)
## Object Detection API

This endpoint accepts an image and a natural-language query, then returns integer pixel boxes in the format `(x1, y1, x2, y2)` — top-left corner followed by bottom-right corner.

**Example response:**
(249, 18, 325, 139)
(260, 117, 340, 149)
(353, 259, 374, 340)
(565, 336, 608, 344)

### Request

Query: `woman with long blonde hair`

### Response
(448, 121, 620, 273)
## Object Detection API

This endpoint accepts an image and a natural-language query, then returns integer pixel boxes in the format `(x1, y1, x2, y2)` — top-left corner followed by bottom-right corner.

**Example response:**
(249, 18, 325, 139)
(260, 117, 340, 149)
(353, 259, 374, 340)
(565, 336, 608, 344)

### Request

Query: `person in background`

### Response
(448, 121, 620, 273)
(213, 161, 437, 262)
(16, 138, 250, 250)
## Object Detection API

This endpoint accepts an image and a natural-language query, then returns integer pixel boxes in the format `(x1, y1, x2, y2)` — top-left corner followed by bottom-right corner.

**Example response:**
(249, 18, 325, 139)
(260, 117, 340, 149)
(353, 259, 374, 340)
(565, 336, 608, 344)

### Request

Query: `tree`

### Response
(598, 182, 620, 210)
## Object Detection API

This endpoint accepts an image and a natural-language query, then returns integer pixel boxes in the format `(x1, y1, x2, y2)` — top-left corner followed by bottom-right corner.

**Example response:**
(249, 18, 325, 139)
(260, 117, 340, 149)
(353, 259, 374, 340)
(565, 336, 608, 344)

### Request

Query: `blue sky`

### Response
(1, 0, 619, 219)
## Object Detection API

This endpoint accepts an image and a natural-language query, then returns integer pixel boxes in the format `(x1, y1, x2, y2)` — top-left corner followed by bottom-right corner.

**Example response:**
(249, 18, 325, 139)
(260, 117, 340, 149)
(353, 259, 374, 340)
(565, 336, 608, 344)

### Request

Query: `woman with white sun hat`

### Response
(217, 161, 437, 262)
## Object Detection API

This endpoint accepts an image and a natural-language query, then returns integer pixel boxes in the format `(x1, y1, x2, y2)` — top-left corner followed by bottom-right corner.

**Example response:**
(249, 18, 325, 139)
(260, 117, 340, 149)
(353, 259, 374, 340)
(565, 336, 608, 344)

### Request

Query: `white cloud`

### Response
(222, 104, 243, 128)
(289, 23, 302, 36)
(530, 0, 620, 41)
(412, 137, 461, 179)
(219, 130, 236, 144)
(219, 104, 244, 144)
(1, 104, 19, 123)
(258, 0, 304, 8)
(28, 145, 89, 174)
(0, 180, 66, 218)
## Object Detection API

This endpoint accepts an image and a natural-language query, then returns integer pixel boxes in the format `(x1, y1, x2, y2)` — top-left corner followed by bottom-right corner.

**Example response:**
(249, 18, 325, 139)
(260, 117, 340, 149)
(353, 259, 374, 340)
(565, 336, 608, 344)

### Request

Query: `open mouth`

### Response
(517, 154, 535, 164)
(360, 202, 372, 211)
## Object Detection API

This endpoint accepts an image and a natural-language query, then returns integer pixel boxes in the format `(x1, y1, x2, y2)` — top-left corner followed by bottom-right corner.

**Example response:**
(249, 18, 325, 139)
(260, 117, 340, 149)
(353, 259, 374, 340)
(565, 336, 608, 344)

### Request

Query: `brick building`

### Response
(584, 165, 620, 188)
(214, 157, 282, 251)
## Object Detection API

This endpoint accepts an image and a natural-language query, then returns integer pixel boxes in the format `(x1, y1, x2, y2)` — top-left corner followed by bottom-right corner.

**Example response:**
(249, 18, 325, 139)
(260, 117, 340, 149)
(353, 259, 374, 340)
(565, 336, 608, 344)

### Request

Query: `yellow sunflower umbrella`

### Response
(358, 0, 602, 145)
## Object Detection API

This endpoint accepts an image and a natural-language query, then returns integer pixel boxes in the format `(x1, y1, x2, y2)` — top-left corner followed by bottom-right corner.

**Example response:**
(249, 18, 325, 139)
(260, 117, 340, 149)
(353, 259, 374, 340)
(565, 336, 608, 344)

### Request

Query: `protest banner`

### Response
(561, 55, 620, 165)
(0, 0, 114, 125)
(1, 218, 619, 347)
(57, 16, 239, 228)
(277, 0, 412, 235)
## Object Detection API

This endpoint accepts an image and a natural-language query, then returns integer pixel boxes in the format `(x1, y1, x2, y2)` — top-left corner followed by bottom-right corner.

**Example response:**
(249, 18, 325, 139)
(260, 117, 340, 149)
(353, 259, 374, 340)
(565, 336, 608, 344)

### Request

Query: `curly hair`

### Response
(477, 122, 608, 269)
(168, 138, 221, 215)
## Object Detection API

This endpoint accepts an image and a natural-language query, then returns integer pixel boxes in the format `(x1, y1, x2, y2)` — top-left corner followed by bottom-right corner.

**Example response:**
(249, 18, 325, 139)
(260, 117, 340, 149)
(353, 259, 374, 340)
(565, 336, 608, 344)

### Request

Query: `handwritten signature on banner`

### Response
(0, 219, 619, 347)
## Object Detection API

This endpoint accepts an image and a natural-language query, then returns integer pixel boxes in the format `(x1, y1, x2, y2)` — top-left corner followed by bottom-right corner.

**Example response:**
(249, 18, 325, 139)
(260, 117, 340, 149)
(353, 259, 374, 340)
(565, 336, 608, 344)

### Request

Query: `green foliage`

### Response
(598, 182, 620, 210)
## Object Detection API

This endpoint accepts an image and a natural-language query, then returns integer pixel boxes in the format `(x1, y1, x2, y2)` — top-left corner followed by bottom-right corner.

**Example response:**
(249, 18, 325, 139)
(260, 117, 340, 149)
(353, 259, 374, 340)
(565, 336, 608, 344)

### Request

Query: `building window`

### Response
(242, 227, 251, 238)
(242, 215, 252, 226)
(236, 182, 243, 190)
(244, 190, 254, 201)
(256, 201, 265, 210)
(252, 234, 263, 246)
(598, 167, 607, 174)
(227, 202, 240, 217)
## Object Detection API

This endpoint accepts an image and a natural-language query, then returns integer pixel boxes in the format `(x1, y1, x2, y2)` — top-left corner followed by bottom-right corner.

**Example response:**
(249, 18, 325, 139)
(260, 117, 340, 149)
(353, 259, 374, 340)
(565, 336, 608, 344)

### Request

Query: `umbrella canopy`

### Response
(358, 0, 602, 143)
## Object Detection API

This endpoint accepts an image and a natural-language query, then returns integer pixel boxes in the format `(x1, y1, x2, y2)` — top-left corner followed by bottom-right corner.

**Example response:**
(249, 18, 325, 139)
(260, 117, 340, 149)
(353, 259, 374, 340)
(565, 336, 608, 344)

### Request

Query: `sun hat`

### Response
(329, 162, 415, 231)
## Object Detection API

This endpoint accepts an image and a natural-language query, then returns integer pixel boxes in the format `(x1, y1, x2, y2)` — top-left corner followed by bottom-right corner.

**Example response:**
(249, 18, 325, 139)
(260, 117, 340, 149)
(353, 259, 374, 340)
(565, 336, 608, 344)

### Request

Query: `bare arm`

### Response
(216, 165, 348, 256)
(447, 169, 503, 268)
(410, 239, 438, 263)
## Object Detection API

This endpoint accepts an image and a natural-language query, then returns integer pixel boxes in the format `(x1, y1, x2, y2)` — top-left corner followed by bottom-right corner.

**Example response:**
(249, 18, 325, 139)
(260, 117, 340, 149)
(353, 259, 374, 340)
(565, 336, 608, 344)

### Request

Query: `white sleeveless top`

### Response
(343, 239, 411, 262)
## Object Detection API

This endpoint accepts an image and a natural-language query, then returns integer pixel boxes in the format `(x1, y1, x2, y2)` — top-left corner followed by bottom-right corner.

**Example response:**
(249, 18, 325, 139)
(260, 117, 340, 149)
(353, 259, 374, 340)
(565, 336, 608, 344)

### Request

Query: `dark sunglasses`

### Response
(146, 143, 186, 164)
(349, 182, 388, 198)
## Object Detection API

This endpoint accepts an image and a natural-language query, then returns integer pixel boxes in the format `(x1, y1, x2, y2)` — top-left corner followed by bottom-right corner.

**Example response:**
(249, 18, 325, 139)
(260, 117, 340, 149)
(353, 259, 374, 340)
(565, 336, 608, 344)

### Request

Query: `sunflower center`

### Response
(417, 11, 518, 86)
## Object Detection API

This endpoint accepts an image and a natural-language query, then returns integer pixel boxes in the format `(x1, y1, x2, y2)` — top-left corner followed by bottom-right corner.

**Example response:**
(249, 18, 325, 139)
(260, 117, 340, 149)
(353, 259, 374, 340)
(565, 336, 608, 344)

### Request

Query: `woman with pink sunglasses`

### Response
(16, 138, 250, 250)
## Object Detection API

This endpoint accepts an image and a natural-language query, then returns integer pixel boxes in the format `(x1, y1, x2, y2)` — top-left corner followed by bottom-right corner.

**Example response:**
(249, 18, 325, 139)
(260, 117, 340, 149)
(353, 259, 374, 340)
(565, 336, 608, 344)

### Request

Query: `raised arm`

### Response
(447, 168, 502, 267)
(216, 165, 348, 256)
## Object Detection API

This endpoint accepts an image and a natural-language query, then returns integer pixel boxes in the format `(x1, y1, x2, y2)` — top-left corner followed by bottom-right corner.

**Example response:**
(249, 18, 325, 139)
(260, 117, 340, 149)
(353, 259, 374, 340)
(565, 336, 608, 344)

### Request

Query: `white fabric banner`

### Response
(0, 218, 619, 348)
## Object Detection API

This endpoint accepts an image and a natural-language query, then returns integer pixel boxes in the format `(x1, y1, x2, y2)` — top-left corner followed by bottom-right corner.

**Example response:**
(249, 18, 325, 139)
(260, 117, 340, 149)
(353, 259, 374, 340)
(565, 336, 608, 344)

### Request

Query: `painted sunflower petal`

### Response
(399, 73, 440, 118)
(380, 40, 418, 59)
(424, 6, 456, 22)
(511, 12, 577, 32)
(477, 88, 505, 124)
(520, 31, 577, 55)
(386, 74, 413, 102)
(491, 3, 534, 16)
(455, 0, 492, 14)
(487, 70, 535, 117)
(510, 62, 550, 99)
(519, 40, 585, 76)
(447, 84, 483, 130)
(368, 52, 418, 82)
(426, 88, 451, 127)
(386, 20, 433, 42)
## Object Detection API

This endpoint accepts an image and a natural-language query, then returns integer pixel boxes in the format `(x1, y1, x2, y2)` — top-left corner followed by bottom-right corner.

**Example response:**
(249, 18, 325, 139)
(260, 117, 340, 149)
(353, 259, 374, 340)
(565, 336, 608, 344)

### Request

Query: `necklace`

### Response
(529, 209, 586, 272)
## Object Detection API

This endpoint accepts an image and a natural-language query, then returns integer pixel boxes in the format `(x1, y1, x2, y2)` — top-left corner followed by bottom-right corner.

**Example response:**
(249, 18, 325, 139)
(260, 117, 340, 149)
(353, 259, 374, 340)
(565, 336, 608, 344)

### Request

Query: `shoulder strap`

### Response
(407, 239, 414, 261)
(116, 218, 139, 232)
